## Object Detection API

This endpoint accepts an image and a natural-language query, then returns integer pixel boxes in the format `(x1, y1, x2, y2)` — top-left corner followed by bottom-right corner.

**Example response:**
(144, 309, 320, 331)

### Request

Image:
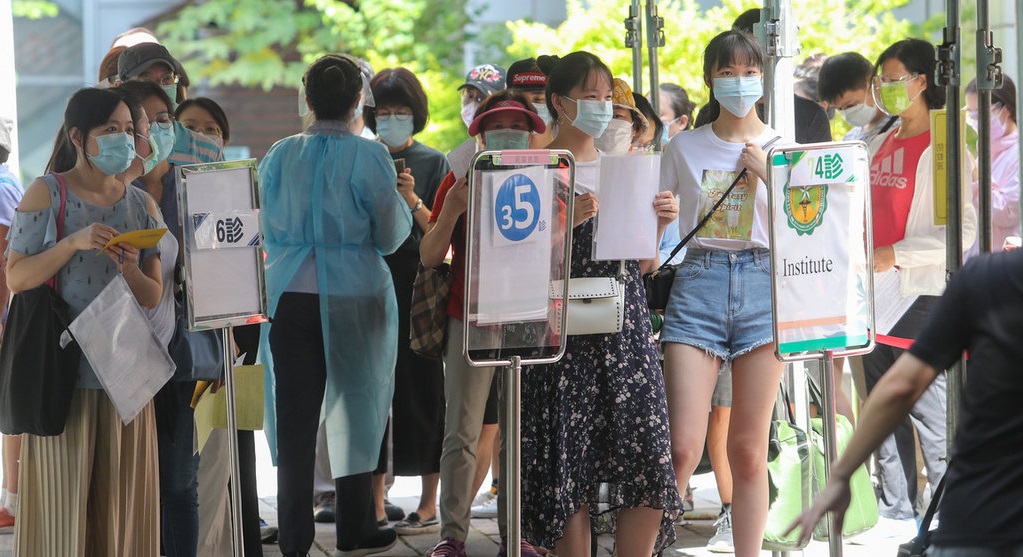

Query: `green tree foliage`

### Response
(159, 0, 473, 152)
(507, 0, 942, 137)
(12, 0, 58, 18)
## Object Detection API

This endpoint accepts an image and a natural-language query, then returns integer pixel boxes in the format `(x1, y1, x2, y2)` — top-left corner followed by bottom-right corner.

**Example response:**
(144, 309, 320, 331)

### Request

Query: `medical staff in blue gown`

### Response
(258, 54, 412, 557)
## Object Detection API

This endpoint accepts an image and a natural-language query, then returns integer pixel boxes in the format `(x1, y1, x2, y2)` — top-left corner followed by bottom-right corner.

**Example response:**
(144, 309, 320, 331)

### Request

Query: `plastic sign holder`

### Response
(177, 159, 269, 557)
(766, 141, 875, 557)
(463, 149, 575, 557)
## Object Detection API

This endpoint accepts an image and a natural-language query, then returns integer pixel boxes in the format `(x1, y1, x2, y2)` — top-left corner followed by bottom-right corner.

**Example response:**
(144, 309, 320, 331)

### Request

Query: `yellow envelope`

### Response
(100, 228, 168, 253)
(194, 364, 265, 453)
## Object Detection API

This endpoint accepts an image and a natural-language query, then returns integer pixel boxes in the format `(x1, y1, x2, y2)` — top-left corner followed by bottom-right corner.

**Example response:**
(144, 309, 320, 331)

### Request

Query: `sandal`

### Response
(394, 512, 439, 535)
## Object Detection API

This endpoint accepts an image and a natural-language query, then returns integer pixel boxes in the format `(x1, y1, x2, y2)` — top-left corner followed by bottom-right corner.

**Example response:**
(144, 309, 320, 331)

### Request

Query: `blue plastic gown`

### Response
(257, 121, 412, 478)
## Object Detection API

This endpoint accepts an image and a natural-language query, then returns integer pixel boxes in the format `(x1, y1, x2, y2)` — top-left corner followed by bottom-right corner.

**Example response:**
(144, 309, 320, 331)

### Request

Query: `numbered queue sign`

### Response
(767, 142, 873, 358)
(192, 210, 262, 249)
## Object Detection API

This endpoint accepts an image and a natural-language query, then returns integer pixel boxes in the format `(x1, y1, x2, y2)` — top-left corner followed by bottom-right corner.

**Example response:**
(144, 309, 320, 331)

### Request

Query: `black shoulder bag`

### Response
(644, 136, 781, 310)
(0, 173, 82, 436)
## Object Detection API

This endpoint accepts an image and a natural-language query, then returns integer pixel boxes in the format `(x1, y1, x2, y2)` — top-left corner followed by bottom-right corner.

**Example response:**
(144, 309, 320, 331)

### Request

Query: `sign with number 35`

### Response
(489, 167, 550, 248)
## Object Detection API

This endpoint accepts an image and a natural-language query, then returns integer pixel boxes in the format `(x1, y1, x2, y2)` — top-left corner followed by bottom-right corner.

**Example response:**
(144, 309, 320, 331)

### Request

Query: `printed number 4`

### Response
(499, 185, 535, 230)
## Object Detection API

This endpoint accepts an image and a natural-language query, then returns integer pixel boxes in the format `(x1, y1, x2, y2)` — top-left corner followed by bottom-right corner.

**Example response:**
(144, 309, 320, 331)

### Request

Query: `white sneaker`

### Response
(472, 490, 496, 508)
(849, 516, 918, 545)
(706, 509, 733, 553)
(471, 495, 499, 518)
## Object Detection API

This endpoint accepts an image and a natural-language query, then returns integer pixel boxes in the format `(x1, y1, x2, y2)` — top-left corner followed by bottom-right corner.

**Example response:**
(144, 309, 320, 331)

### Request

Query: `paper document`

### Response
(447, 139, 477, 180)
(194, 364, 265, 453)
(69, 276, 175, 424)
(593, 155, 659, 260)
(873, 269, 918, 335)
(100, 228, 168, 253)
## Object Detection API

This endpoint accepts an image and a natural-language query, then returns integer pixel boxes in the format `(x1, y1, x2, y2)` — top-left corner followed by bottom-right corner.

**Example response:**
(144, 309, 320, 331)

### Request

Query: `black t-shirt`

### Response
(909, 250, 1023, 546)
(692, 95, 833, 144)
(387, 140, 451, 257)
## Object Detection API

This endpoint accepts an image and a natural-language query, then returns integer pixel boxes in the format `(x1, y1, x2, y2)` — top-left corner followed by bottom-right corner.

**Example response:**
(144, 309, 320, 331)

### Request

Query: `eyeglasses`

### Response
(184, 124, 222, 137)
(375, 111, 413, 122)
(872, 73, 919, 88)
(152, 112, 175, 130)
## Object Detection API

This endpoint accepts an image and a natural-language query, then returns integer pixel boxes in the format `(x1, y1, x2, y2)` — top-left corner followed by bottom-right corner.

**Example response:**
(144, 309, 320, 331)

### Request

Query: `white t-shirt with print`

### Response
(660, 124, 780, 252)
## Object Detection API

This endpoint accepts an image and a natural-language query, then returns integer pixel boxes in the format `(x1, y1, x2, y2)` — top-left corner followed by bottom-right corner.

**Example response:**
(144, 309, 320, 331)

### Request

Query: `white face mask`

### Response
(593, 119, 633, 155)
(461, 101, 479, 129)
(838, 102, 880, 128)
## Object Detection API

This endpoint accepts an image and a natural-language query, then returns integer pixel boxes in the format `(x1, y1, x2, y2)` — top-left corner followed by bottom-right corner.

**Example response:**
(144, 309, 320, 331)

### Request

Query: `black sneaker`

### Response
(384, 499, 406, 522)
(314, 492, 336, 523)
(334, 528, 398, 557)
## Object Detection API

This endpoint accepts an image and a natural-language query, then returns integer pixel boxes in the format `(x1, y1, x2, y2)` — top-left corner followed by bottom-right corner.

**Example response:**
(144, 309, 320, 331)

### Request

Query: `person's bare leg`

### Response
(490, 427, 501, 484)
(372, 473, 386, 522)
(614, 507, 663, 557)
(2, 435, 19, 502)
(552, 504, 591, 557)
(707, 405, 733, 506)
(727, 345, 784, 557)
(663, 343, 721, 493)
(470, 423, 498, 497)
(416, 473, 439, 519)
(833, 357, 855, 424)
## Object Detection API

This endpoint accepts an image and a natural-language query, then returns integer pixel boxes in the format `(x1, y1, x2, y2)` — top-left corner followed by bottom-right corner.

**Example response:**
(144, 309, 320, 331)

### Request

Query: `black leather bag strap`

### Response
(657, 135, 782, 270)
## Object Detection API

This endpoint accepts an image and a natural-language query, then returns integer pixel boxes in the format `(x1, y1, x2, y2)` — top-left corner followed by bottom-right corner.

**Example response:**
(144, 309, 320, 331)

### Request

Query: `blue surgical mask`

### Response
(531, 103, 552, 127)
(150, 124, 176, 164)
(88, 132, 135, 175)
(713, 76, 763, 118)
(563, 97, 613, 138)
(659, 124, 670, 148)
(375, 115, 414, 148)
(162, 84, 178, 111)
(484, 129, 530, 150)
(137, 133, 161, 174)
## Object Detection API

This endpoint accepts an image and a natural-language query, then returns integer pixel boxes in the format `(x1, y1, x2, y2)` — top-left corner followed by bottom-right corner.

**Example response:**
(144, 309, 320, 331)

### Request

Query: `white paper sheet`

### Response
(69, 276, 175, 424)
(592, 154, 660, 261)
(476, 166, 553, 325)
(447, 138, 477, 180)
(873, 268, 918, 335)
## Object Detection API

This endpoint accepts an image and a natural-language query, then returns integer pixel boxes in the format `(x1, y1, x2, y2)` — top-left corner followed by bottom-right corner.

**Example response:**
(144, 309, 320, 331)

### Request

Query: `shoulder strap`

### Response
(657, 135, 783, 270)
(46, 173, 69, 290)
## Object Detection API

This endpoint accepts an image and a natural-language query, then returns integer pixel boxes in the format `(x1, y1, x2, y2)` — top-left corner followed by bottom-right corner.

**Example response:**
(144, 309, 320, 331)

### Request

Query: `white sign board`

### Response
(177, 160, 269, 330)
(767, 143, 874, 358)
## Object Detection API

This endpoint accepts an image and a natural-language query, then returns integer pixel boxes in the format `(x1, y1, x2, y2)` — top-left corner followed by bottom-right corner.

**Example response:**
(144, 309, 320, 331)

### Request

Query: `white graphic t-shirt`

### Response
(660, 124, 781, 251)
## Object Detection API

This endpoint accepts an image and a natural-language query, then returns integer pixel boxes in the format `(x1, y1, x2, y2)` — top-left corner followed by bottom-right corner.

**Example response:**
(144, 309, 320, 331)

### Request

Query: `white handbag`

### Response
(551, 261, 626, 336)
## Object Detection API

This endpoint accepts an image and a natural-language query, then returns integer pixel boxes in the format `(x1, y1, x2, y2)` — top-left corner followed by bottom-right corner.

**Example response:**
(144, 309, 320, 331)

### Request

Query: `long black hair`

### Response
(702, 30, 764, 123)
(874, 39, 944, 110)
(46, 87, 140, 173)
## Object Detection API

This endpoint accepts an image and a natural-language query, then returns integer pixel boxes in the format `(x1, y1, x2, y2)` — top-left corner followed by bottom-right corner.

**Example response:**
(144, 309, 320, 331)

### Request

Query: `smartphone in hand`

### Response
(394, 158, 406, 175)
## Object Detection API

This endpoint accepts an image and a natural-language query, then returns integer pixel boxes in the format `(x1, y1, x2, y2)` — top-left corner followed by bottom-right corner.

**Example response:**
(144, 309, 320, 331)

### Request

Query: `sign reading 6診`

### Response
(494, 173, 541, 242)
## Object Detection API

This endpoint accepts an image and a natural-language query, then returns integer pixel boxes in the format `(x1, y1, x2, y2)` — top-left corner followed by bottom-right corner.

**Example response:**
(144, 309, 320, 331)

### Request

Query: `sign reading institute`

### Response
(768, 144, 873, 357)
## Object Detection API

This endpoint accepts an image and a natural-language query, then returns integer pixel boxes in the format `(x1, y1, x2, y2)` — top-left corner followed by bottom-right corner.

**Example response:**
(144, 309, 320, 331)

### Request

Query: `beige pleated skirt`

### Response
(13, 389, 160, 557)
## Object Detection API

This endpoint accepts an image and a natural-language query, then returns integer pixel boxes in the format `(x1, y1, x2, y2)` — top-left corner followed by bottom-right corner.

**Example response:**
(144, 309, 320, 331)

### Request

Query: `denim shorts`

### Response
(660, 248, 774, 361)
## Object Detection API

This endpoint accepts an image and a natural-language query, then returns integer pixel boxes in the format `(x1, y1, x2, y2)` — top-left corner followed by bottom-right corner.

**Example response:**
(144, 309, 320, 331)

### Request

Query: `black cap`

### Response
(118, 43, 179, 81)
(506, 58, 547, 91)
(457, 64, 506, 97)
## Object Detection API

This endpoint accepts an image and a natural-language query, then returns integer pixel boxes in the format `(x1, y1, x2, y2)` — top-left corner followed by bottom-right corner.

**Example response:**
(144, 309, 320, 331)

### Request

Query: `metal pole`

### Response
(625, 0, 644, 95)
(646, 0, 663, 112)
(222, 327, 245, 557)
(504, 356, 522, 557)
(759, 0, 798, 141)
(820, 353, 843, 557)
(1018, 0, 1023, 238)
(976, 0, 1003, 254)
(936, 0, 962, 456)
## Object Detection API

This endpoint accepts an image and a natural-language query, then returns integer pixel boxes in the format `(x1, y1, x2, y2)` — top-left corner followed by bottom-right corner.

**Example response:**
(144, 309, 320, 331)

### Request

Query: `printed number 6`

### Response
(216, 219, 226, 242)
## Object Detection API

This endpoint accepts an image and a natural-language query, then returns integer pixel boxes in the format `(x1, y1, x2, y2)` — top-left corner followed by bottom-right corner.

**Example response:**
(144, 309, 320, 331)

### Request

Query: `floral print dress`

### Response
(520, 216, 681, 550)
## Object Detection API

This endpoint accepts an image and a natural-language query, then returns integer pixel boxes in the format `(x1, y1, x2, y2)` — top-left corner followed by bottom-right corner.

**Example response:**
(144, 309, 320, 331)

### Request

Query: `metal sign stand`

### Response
(462, 149, 576, 557)
(767, 142, 876, 557)
(221, 326, 245, 557)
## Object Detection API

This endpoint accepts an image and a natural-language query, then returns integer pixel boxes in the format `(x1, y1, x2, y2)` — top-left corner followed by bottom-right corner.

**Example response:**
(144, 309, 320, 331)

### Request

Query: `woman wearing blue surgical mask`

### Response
(512, 51, 680, 557)
(419, 90, 547, 557)
(362, 67, 451, 534)
(857, 40, 976, 539)
(259, 54, 412, 557)
(658, 83, 695, 142)
(10, 87, 164, 555)
(659, 30, 793, 557)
